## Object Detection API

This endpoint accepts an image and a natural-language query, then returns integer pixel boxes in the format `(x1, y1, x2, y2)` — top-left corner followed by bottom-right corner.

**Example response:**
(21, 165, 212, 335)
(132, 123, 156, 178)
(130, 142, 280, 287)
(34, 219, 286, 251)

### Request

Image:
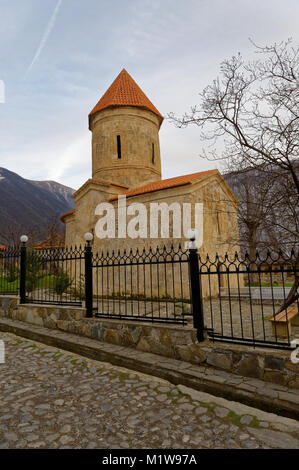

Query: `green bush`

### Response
(5, 265, 19, 282)
(25, 253, 43, 293)
(52, 269, 72, 298)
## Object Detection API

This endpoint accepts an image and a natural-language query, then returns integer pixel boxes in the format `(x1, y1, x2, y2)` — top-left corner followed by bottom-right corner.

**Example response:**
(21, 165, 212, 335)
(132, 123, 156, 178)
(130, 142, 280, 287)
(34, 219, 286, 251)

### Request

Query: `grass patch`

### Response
(227, 410, 242, 425)
(53, 352, 63, 360)
(0, 276, 19, 294)
(23, 343, 37, 350)
(0, 273, 64, 294)
(249, 417, 260, 427)
(95, 292, 190, 304)
(207, 403, 215, 413)
(166, 388, 180, 398)
(264, 315, 273, 321)
(119, 372, 130, 380)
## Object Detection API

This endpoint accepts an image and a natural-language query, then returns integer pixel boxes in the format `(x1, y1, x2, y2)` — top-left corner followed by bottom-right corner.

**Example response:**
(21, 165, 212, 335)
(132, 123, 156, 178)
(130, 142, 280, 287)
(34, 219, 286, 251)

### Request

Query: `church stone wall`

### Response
(65, 173, 242, 300)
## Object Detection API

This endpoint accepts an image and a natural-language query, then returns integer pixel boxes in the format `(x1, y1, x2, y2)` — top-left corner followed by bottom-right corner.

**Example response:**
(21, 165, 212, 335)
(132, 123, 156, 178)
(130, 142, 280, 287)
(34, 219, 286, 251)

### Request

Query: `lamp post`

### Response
(84, 232, 93, 318)
(188, 229, 205, 342)
(20, 235, 28, 304)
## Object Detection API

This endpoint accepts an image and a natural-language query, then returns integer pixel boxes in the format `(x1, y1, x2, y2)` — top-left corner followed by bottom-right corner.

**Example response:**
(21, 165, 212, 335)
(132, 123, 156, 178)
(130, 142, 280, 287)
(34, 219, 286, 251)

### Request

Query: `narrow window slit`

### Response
(117, 135, 121, 159)
(152, 143, 155, 164)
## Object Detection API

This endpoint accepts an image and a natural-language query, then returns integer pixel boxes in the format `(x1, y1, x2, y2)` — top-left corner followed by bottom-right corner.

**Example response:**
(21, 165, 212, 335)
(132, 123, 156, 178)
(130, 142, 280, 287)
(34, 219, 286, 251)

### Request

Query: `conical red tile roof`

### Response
(89, 69, 163, 125)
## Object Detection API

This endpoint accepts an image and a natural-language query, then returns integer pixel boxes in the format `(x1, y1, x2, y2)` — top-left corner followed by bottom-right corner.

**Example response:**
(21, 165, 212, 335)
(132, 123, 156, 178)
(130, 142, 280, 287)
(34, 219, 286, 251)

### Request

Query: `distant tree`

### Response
(224, 164, 299, 257)
(0, 213, 65, 249)
(0, 222, 42, 248)
(44, 214, 65, 247)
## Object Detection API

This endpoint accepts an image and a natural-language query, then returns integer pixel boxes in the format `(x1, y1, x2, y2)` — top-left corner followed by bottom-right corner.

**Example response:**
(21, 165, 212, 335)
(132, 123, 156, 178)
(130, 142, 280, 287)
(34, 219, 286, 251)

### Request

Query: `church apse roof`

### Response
(89, 69, 163, 125)
(109, 169, 218, 201)
(60, 170, 218, 223)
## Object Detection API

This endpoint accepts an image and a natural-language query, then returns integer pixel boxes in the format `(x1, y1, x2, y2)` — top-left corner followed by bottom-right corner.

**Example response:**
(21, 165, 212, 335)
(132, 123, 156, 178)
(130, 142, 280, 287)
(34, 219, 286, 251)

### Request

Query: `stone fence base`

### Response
(0, 295, 298, 390)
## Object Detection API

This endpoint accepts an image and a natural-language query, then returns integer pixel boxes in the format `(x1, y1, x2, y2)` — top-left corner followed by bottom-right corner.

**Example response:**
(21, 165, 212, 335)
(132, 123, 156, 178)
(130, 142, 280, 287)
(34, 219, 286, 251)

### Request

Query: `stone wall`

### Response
(0, 295, 298, 390)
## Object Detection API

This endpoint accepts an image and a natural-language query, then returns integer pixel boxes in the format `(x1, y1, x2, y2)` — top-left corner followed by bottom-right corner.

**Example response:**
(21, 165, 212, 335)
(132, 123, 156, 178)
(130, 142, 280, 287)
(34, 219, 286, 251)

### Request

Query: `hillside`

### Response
(0, 168, 75, 244)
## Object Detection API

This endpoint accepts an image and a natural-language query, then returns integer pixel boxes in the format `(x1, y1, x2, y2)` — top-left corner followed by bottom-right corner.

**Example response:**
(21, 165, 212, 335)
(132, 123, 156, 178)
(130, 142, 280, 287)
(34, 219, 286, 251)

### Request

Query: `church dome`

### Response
(89, 69, 163, 129)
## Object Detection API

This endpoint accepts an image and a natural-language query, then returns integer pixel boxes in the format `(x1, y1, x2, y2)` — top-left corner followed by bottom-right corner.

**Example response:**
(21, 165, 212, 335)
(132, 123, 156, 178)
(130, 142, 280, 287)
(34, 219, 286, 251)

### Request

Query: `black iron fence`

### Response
(92, 245, 192, 324)
(0, 247, 20, 295)
(0, 240, 298, 350)
(20, 245, 85, 306)
(200, 250, 298, 349)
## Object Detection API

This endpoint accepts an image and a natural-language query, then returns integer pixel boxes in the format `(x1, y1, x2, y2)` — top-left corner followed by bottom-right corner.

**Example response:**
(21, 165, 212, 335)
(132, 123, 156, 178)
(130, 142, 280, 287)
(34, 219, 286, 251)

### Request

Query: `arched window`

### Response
(117, 135, 121, 159)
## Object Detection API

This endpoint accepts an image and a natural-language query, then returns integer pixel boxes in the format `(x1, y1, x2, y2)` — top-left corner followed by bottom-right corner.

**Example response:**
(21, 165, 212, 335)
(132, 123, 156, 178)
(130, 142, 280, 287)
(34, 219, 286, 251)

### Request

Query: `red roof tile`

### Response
(89, 69, 163, 125)
(61, 170, 218, 222)
(109, 169, 218, 201)
(60, 209, 75, 223)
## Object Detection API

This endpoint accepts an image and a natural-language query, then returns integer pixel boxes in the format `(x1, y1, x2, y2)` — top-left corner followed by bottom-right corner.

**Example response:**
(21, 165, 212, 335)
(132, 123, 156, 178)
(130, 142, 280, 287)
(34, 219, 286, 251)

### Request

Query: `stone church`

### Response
(61, 69, 240, 280)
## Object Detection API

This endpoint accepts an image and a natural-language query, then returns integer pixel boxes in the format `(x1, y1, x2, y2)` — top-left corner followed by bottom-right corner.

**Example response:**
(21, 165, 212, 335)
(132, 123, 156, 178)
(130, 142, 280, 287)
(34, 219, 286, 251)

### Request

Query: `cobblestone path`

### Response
(0, 332, 299, 449)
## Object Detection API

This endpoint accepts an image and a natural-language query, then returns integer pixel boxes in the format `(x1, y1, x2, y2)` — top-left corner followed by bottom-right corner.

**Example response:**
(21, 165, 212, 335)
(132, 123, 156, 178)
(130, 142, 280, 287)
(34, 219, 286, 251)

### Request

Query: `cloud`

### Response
(24, 0, 63, 78)
(1, 0, 299, 189)
(47, 133, 91, 188)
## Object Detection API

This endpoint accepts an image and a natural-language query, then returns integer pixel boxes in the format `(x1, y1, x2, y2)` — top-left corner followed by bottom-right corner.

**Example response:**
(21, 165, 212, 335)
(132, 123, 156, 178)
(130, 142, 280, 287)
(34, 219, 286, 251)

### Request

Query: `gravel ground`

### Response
(0, 331, 298, 449)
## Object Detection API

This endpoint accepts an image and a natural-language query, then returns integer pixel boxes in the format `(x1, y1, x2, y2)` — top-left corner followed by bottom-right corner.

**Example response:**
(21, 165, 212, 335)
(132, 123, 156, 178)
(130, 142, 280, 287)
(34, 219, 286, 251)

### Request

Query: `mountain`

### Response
(0, 168, 75, 243)
(28, 179, 75, 209)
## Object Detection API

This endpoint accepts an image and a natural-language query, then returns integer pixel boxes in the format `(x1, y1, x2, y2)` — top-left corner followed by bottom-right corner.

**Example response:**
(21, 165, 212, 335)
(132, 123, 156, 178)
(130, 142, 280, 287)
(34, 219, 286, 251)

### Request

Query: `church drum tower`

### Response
(89, 69, 163, 189)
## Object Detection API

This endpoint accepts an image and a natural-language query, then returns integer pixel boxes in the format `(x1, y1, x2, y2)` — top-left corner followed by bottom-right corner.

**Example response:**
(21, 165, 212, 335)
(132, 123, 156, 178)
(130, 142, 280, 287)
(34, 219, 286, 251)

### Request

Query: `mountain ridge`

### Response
(0, 167, 75, 244)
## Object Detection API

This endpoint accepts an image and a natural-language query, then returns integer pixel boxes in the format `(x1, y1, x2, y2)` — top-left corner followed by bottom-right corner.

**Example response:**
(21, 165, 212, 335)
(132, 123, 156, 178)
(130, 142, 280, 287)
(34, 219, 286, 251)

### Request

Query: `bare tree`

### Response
(224, 164, 299, 255)
(0, 214, 65, 249)
(225, 168, 275, 255)
(169, 39, 299, 311)
(0, 222, 43, 248)
(44, 214, 65, 248)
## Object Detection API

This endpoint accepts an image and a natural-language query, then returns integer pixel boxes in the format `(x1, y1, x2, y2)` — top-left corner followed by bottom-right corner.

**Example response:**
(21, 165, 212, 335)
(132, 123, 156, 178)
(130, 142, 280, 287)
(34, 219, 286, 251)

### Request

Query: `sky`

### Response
(0, 0, 299, 190)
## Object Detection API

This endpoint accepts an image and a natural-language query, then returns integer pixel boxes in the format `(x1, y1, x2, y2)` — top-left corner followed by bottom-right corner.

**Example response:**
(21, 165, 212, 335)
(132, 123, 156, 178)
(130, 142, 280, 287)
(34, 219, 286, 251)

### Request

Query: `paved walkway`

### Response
(0, 331, 299, 449)
(1, 316, 298, 419)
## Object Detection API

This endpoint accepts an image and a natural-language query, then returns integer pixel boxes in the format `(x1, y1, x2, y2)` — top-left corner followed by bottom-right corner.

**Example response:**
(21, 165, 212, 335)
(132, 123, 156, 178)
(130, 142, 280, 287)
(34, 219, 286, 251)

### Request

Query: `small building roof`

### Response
(60, 209, 75, 224)
(89, 69, 163, 126)
(34, 233, 65, 250)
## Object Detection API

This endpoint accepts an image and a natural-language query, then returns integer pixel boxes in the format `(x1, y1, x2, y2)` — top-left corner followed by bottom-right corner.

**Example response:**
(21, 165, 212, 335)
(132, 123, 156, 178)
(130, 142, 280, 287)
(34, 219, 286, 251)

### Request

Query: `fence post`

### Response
(84, 233, 93, 318)
(188, 241, 205, 342)
(19, 235, 28, 304)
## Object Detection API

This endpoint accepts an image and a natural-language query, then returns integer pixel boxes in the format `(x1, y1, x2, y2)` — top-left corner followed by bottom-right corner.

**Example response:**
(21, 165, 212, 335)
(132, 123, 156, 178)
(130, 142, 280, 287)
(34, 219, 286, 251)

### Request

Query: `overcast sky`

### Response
(0, 0, 298, 189)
